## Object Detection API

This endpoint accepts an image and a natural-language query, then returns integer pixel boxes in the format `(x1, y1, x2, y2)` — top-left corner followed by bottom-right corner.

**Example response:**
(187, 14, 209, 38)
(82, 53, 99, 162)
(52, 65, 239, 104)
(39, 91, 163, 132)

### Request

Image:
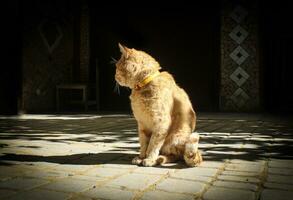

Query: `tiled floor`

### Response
(0, 113, 293, 200)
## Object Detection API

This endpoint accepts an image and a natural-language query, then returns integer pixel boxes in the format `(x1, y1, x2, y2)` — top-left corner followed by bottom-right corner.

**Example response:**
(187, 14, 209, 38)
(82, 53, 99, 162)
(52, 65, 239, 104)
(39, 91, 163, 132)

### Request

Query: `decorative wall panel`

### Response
(22, 3, 74, 112)
(220, 3, 259, 111)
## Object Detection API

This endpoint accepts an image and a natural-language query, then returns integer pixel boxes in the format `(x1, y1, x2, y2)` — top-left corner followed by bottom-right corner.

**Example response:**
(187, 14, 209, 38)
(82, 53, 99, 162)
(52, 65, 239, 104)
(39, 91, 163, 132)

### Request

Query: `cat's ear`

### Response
(118, 43, 129, 58)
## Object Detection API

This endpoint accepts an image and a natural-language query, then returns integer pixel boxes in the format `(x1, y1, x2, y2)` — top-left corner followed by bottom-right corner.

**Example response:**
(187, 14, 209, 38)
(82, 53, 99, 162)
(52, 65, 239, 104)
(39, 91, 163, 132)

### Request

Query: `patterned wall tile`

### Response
(230, 5, 248, 23)
(230, 67, 249, 87)
(22, 13, 74, 112)
(230, 88, 250, 107)
(229, 25, 248, 44)
(229, 46, 249, 65)
(220, 2, 259, 111)
(38, 20, 63, 54)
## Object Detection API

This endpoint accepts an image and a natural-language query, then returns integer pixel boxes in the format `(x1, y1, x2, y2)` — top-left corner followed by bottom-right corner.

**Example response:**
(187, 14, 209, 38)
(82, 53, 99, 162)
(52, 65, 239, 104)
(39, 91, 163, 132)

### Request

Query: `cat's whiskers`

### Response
(111, 57, 121, 95)
(110, 57, 118, 65)
(114, 81, 121, 95)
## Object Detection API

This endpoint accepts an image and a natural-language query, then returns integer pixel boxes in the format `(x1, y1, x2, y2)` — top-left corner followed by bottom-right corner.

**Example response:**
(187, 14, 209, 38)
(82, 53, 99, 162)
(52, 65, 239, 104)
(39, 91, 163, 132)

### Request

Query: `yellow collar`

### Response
(134, 71, 160, 90)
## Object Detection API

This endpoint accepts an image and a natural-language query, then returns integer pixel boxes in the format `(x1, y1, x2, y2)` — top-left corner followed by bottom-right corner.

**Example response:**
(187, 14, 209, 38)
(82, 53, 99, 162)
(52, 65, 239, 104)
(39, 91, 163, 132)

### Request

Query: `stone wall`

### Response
(21, 1, 75, 112)
(20, 1, 261, 113)
(79, 3, 90, 84)
(220, 2, 260, 111)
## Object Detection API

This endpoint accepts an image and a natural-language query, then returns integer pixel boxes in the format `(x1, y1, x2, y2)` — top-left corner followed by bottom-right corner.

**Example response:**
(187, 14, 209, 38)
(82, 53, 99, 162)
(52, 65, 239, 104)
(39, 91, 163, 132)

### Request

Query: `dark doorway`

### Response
(0, 0, 22, 115)
(90, 2, 220, 112)
(260, 1, 293, 113)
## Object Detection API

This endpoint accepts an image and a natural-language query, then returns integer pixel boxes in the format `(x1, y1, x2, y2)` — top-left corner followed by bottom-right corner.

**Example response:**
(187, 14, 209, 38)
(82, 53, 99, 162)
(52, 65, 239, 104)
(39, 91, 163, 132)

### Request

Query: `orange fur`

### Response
(115, 44, 202, 167)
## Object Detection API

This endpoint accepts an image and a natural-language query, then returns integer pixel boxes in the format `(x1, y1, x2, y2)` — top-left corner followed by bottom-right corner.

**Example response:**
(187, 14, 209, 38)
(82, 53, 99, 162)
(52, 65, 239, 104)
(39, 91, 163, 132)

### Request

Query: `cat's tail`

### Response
(184, 132, 203, 167)
(156, 155, 179, 165)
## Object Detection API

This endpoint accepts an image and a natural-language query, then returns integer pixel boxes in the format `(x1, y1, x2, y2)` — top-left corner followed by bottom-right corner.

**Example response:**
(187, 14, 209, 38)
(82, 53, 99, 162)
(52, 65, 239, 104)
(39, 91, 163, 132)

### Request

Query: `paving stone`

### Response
(68, 195, 94, 200)
(229, 159, 266, 165)
(6, 188, 70, 200)
(205, 150, 243, 156)
(24, 169, 70, 180)
(2, 114, 293, 200)
(76, 153, 124, 164)
(52, 164, 94, 173)
(0, 166, 27, 181)
(156, 178, 205, 194)
(217, 175, 260, 183)
(232, 135, 252, 141)
(133, 166, 175, 175)
(42, 178, 96, 193)
(82, 186, 134, 200)
(248, 137, 273, 142)
(214, 143, 243, 149)
(101, 162, 138, 169)
(225, 163, 264, 173)
(241, 143, 269, 151)
(0, 162, 44, 171)
(221, 170, 259, 177)
(173, 174, 213, 183)
(264, 182, 293, 191)
(18, 162, 59, 170)
(106, 173, 162, 190)
(0, 189, 16, 198)
(266, 174, 293, 184)
(203, 187, 255, 200)
(268, 167, 293, 175)
(0, 177, 49, 190)
(170, 167, 217, 182)
(198, 161, 225, 168)
(141, 190, 194, 200)
(260, 189, 293, 200)
(269, 159, 293, 169)
(213, 180, 258, 191)
(0, 174, 14, 182)
(84, 167, 131, 178)
(70, 174, 107, 183)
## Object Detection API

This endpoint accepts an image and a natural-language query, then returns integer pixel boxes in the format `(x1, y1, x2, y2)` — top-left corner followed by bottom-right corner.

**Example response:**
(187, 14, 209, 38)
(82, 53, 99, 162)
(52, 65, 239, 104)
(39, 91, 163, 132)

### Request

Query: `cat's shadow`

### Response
(0, 152, 188, 169)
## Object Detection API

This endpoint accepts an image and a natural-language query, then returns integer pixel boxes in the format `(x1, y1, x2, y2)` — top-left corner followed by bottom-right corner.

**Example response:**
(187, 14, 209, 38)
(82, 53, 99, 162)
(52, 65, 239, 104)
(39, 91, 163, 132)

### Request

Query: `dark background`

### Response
(91, 2, 220, 112)
(1, 0, 293, 114)
(259, 1, 293, 113)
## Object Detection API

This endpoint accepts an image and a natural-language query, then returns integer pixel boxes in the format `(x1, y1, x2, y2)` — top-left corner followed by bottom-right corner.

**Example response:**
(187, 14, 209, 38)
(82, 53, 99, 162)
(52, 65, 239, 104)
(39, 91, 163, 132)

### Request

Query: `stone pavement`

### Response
(0, 113, 293, 200)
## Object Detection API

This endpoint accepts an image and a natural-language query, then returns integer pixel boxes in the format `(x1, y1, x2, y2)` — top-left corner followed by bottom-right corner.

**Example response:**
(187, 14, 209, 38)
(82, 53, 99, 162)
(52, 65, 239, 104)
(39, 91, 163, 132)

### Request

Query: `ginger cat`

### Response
(115, 44, 202, 167)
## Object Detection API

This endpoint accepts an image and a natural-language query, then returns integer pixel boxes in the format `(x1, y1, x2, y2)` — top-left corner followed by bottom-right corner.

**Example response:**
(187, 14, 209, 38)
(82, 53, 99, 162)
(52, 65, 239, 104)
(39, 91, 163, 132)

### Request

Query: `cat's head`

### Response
(115, 43, 161, 88)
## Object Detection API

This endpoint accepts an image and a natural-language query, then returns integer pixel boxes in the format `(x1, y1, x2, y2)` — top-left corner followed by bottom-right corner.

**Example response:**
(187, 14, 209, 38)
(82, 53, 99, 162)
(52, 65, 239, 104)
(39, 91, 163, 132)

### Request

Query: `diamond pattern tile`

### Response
(230, 46, 249, 65)
(230, 67, 249, 86)
(229, 25, 248, 44)
(38, 20, 63, 54)
(230, 88, 250, 107)
(230, 6, 248, 23)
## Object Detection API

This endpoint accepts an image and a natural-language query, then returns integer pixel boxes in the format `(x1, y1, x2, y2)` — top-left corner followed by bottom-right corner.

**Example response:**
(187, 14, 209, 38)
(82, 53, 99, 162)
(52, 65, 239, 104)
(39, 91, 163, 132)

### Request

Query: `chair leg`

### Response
(56, 88, 60, 111)
(83, 87, 88, 111)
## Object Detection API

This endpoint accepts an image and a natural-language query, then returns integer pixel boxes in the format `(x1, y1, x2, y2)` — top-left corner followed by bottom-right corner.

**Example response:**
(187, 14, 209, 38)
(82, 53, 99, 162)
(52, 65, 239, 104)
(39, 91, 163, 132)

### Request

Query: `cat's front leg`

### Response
(132, 127, 150, 165)
(143, 125, 169, 167)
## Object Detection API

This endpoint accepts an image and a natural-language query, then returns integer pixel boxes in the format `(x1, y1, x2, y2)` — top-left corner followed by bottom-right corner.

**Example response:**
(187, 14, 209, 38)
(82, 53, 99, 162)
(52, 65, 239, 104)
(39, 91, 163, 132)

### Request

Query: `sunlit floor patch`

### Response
(0, 113, 293, 199)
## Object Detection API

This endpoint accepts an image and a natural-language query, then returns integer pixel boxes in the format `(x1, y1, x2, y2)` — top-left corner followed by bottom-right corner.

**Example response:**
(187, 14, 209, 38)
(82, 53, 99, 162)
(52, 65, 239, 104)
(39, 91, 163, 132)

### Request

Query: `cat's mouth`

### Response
(115, 75, 123, 85)
(115, 75, 127, 88)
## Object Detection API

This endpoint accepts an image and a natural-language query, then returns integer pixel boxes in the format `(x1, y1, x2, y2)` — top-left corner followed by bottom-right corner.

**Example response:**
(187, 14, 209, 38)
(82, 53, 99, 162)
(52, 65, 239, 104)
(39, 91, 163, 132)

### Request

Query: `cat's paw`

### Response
(142, 158, 157, 167)
(132, 156, 143, 165)
(184, 151, 203, 167)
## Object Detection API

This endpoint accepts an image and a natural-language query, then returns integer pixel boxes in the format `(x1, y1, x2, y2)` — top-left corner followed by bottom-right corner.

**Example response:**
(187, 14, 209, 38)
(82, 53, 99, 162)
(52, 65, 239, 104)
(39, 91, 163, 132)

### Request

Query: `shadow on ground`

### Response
(0, 115, 293, 167)
(0, 152, 133, 165)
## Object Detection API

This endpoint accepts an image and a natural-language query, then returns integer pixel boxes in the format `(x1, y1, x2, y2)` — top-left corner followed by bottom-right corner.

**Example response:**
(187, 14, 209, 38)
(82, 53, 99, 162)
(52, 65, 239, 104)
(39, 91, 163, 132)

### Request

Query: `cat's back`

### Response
(152, 71, 176, 90)
(158, 71, 175, 82)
